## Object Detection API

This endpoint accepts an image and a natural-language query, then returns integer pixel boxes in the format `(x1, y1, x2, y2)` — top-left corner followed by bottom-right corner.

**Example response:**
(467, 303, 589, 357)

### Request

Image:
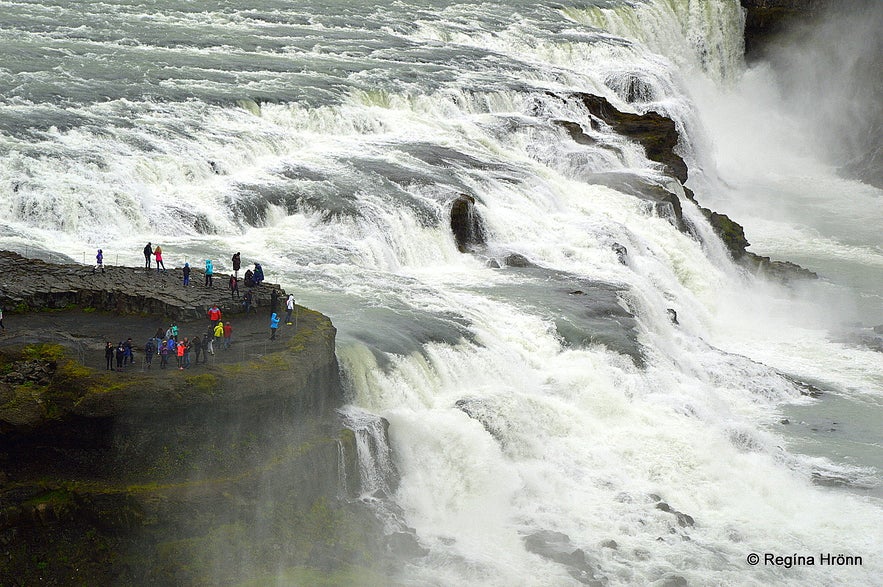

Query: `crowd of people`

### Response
(98, 246, 297, 372)
(105, 313, 234, 371)
(94, 245, 274, 312)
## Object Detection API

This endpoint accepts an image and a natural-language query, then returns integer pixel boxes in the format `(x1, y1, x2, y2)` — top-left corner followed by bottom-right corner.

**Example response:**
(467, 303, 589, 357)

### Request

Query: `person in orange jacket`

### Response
(176, 340, 185, 370)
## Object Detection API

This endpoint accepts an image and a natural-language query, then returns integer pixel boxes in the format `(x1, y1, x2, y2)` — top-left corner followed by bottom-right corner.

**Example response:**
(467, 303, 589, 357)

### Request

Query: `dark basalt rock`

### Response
(742, 252, 819, 281)
(450, 193, 487, 253)
(612, 243, 628, 265)
(565, 92, 689, 184)
(652, 496, 696, 528)
(524, 530, 604, 586)
(656, 502, 695, 527)
(667, 308, 679, 325)
(702, 209, 750, 258)
(503, 253, 535, 268)
(554, 119, 596, 145)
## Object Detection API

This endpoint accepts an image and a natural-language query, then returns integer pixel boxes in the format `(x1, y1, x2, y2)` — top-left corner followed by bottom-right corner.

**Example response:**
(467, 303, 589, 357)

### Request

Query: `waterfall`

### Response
(339, 406, 398, 499)
(1, 0, 881, 584)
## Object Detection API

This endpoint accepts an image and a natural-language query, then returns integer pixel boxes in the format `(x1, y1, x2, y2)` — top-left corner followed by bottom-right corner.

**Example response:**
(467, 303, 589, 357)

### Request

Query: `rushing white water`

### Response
(1, 0, 881, 585)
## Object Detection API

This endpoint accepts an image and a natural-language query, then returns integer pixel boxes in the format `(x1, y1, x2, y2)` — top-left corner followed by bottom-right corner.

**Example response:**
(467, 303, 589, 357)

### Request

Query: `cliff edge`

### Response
(0, 251, 392, 586)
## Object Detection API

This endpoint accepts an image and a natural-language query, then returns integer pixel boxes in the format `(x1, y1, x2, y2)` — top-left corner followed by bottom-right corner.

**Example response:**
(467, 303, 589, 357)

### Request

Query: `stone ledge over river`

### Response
(0, 251, 396, 586)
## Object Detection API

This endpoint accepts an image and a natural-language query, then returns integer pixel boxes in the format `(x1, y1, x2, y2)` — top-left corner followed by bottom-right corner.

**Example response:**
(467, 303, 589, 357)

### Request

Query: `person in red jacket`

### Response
(207, 304, 222, 328)
(223, 321, 233, 350)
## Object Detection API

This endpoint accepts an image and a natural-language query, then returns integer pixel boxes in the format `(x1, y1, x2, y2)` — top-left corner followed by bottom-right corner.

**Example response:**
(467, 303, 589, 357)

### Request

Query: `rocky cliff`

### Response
(0, 252, 397, 585)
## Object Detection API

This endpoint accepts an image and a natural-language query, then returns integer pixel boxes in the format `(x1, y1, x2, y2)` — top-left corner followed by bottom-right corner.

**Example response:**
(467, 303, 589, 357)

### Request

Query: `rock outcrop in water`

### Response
(0, 251, 398, 585)
(570, 92, 689, 185)
(547, 93, 817, 282)
(450, 193, 487, 253)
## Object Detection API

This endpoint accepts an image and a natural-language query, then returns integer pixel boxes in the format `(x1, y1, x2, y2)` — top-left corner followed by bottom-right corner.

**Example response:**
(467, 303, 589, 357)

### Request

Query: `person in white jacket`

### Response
(285, 294, 295, 325)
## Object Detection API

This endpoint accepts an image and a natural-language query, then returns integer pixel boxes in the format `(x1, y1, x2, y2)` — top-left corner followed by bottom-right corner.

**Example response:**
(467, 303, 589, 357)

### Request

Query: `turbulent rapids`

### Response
(1, 0, 881, 585)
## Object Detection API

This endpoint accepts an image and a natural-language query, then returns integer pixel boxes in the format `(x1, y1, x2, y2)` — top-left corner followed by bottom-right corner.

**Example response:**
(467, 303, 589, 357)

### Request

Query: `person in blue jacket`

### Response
(270, 312, 280, 340)
(183, 262, 191, 286)
(94, 249, 104, 273)
(205, 259, 214, 287)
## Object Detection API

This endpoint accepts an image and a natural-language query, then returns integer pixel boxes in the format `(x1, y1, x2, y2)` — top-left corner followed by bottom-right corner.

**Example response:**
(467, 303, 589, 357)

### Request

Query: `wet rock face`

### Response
(703, 209, 750, 258)
(569, 92, 689, 185)
(0, 251, 391, 585)
(450, 194, 486, 253)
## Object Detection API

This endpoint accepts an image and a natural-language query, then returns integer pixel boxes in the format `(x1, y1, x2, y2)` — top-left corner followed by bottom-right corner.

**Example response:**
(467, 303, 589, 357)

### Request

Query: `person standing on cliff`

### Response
(229, 275, 239, 300)
(104, 341, 114, 370)
(192, 335, 202, 365)
(94, 249, 104, 274)
(176, 340, 185, 370)
(154, 245, 166, 273)
(242, 289, 257, 318)
(269, 312, 280, 340)
(205, 325, 215, 355)
(183, 262, 191, 287)
(285, 294, 295, 325)
(144, 338, 155, 369)
(143, 242, 152, 270)
(159, 339, 169, 369)
(232, 251, 241, 278)
(223, 321, 232, 350)
(182, 337, 192, 369)
(123, 338, 134, 366)
(207, 304, 221, 329)
(270, 288, 279, 314)
(204, 259, 214, 287)
(115, 342, 125, 370)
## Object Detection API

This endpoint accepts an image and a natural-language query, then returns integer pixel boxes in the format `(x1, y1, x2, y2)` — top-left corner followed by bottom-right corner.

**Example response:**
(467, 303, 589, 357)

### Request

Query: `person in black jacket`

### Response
(115, 342, 125, 370)
(183, 262, 191, 286)
(105, 342, 114, 371)
(232, 252, 241, 278)
(143, 242, 153, 269)
(270, 288, 279, 313)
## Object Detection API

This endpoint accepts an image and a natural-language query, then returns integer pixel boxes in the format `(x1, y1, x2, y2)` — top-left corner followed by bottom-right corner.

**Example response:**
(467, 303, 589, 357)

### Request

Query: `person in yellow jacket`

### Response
(213, 321, 224, 342)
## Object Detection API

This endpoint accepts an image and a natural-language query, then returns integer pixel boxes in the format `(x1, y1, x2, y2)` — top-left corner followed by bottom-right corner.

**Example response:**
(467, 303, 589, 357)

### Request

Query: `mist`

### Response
(761, 0, 883, 188)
